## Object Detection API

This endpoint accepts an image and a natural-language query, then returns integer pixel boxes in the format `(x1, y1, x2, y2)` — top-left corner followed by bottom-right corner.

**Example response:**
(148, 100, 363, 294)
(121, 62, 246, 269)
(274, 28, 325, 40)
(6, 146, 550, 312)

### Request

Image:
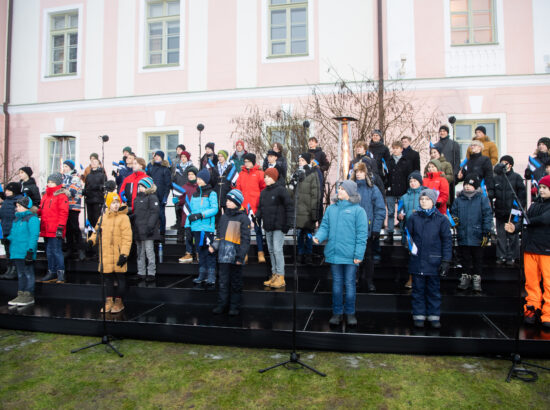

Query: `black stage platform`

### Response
(0, 239, 549, 357)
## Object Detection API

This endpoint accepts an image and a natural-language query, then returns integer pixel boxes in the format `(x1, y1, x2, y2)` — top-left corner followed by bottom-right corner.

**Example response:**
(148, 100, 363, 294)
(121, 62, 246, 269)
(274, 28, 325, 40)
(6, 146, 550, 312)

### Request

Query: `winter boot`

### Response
(193, 270, 207, 284)
(40, 271, 58, 283)
(457, 273, 471, 290)
(1, 265, 17, 279)
(304, 254, 313, 266)
(110, 298, 125, 313)
(17, 292, 35, 306)
(329, 314, 343, 325)
(523, 306, 536, 325)
(228, 308, 240, 316)
(404, 275, 412, 289)
(257, 251, 266, 264)
(212, 305, 227, 315)
(383, 233, 394, 244)
(270, 274, 286, 289)
(100, 297, 114, 313)
(429, 320, 441, 329)
(77, 249, 86, 261)
(263, 274, 277, 287)
(414, 319, 425, 328)
(56, 270, 66, 284)
(346, 314, 357, 326)
(366, 279, 376, 293)
(8, 291, 24, 306)
(472, 275, 482, 292)
(178, 253, 193, 264)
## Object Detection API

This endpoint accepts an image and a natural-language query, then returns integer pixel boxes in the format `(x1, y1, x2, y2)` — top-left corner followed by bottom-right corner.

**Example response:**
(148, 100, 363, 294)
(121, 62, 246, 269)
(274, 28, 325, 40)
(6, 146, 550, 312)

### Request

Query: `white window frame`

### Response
(39, 132, 81, 188)
(137, 126, 184, 162)
(450, 0, 497, 46)
(451, 113, 507, 158)
(138, 0, 185, 73)
(41, 4, 83, 81)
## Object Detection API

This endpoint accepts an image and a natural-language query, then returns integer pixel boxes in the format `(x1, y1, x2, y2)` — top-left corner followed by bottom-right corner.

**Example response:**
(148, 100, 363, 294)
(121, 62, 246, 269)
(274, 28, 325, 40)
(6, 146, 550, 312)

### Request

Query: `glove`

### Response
(56, 226, 64, 239)
(172, 197, 179, 205)
(117, 254, 128, 267)
(438, 261, 451, 277)
(452, 216, 459, 226)
(188, 213, 202, 223)
(111, 170, 117, 178)
(25, 250, 34, 265)
(371, 231, 380, 242)
(481, 233, 491, 247)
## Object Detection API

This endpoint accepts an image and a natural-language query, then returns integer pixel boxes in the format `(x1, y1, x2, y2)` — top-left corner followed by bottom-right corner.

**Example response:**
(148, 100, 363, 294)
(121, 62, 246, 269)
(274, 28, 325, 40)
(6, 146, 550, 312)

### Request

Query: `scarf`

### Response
(419, 207, 436, 216)
(217, 161, 229, 176)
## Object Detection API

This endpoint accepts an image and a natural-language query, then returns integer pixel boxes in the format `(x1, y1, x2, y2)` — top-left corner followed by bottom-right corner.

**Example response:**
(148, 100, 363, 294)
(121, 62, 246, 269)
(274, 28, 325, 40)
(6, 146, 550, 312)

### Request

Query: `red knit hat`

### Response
(236, 140, 245, 148)
(264, 167, 279, 182)
(539, 175, 550, 188)
(180, 151, 191, 160)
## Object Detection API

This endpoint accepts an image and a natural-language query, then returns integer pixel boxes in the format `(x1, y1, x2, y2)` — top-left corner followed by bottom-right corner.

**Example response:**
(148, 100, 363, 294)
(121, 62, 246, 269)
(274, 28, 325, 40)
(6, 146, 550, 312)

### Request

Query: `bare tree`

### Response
(0, 152, 26, 185)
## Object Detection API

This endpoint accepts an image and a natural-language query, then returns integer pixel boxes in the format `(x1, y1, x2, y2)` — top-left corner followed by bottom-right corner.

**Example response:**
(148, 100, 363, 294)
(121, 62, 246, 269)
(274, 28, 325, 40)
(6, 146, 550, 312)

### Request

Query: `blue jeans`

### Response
(386, 196, 397, 233)
(411, 274, 441, 321)
(331, 264, 357, 315)
(159, 203, 166, 235)
(45, 237, 64, 273)
(193, 231, 216, 283)
(14, 259, 35, 294)
(185, 227, 195, 254)
(254, 223, 264, 253)
(297, 229, 312, 255)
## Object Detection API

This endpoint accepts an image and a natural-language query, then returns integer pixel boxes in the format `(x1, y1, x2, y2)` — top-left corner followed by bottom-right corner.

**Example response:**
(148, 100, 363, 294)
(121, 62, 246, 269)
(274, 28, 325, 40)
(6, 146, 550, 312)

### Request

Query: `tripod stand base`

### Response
(506, 354, 549, 383)
(71, 335, 124, 357)
(259, 351, 326, 377)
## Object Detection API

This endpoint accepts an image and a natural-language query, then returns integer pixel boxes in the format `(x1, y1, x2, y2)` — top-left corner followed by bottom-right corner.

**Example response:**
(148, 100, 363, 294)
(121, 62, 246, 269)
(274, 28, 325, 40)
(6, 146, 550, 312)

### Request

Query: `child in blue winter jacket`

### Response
(7, 197, 40, 306)
(406, 188, 452, 329)
(186, 168, 218, 288)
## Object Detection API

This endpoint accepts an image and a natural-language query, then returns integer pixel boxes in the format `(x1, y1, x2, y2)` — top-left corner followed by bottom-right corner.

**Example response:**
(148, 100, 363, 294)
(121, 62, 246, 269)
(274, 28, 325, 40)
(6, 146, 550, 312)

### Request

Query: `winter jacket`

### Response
(523, 196, 550, 256)
(116, 165, 133, 192)
(451, 190, 493, 246)
(236, 165, 266, 214)
(314, 197, 368, 265)
(200, 153, 218, 170)
(402, 146, 421, 172)
(423, 172, 450, 214)
(172, 161, 195, 190)
(177, 181, 198, 227)
(257, 181, 294, 233)
(132, 185, 161, 241)
(467, 135, 499, 166)
(386, 156, 412, 197)
(406, 209, 452, 276)
(424, 154, 454, 187)
(368, 140, 391, 180)
(38, 185, 69, 238)
(295, 166, 320, 230)
(400, 186, 423, 220)
(230, 151, 247, 172)
(494, 168, 526, 221)
(184, 185, 218, 233)
(213, 163, 238, 208)
(147, 160, 172, 203)
(262, 156, 288, 182)
(524, 151, 549, 182)
(83, 168, 106, 204)
(457, 152, 495, 198)
(89, 207, 133, 273)
(7, 210, 40, 260)
(0, 194, 22, 238)
(63, 170, 83, 211)
(435, 136, 461, 174)
(263, 162, 286, 184)
(308, 146, 330, 173)
(20, 178, 41, 210)
(356, 179, 385, 238)
(349, 154, 386, 199)
(120, 171, 148, 211)
(213, 207, 251, 264)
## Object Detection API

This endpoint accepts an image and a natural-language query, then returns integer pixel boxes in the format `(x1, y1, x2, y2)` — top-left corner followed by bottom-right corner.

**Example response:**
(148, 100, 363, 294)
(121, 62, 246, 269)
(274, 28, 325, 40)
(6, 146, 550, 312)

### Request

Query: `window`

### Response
(268, 0, 308, 57)
(455, 119, 499, 158)
(47, 136, 76, 176)
(267, 125, 306, 168)
(450, 0, 496, 45)
(145, 132, 179, 163)
(49, 12, 78, 75)
(146, 0, 180, 66)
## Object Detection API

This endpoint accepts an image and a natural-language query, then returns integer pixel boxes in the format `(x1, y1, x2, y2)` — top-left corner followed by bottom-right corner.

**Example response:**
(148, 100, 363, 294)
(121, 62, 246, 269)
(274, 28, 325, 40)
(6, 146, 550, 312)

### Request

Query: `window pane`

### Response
(451, 30, 469, 44)
(473, 29, 492, 43)
(477, 123, 495, 139)
(291, 8, 306, 24)
(451, 13, 468, 28)
(53, 15, 66, 30)
(150, 53, 162, 65)
(167, 52, 179, 64)
(149, 136, 161, 150)
(149, 3, 163, 18)
(291, 40, 306, 54)
(271, 27, 286, 40)
(291, 24, 306, 39)
(167, 20, 180, 34)
(271, 130, 285, 145)
(69, 33, 78, 45)
(69, 14, 78, 28)
(455, 124, 472, 141)
(271, 10, 286, 25)
(473, 12, 491, 27)
(150, 38, 162, 51)
(472, 0, 491, 10)
(450, 0, 468, 12)
(291, 0, 306, 3)
(167, 134, 179, 150)
(167, 0, 180, 16)
(69, 47, 77, 60)
(53, 63, 63, 74)
(149, 22, 163, 36)
(271, 0, 286, 5)
(53, 49, 64, 62)
(69, 61, 77, 73)
(272, 42, 285, 55)
(167, 36, 179, 50)
(53, 35, 64, 47)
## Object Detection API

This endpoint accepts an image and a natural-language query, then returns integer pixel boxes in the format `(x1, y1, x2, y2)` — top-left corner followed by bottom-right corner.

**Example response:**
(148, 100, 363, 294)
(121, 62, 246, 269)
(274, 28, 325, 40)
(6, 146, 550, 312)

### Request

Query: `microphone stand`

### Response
(71, 135, 123, 357)
(259, 170, 326, 377)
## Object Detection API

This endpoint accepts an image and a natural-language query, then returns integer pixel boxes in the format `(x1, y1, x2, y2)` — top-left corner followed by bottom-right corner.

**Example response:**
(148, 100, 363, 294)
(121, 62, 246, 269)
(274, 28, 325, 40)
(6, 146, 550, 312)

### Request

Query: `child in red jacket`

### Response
(423, 159, 449, 214)
(38, 173, 69, 283)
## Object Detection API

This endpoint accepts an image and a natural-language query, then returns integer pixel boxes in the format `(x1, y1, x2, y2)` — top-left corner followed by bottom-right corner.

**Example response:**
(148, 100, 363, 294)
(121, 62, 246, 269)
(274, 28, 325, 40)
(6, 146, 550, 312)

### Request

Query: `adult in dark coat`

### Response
(368, 129, 391, 182)
(146, 150, 172, 235)
(307, 137, 330, 173)
(456, 140, 494, 199)
(83, 155, 106, 228)
(385, 141, 412, 243)
(18, 167, 41, 211)
(401, 136, 420, 172)
(435, 125, 461, 175)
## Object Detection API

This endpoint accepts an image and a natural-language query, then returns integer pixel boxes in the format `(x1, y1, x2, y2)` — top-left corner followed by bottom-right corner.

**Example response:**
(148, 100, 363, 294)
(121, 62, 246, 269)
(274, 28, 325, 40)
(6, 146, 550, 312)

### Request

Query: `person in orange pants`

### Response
(506, 175, 550, 328)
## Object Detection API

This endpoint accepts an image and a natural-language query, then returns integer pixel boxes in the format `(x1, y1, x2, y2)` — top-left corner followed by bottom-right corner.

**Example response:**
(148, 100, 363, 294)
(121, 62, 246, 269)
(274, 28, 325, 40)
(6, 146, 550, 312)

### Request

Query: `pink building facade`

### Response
(1, 0, 550, 188)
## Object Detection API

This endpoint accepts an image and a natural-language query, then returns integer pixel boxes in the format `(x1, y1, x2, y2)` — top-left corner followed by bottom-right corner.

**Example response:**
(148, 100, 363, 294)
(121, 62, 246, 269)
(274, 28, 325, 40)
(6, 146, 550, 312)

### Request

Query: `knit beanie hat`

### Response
(226, 189, 244, 208)
(431, 145, 442, 154)
(90, 153, 99, 160)
(187, 166, 199, 177)
(105, 192, 121, 208)
(180, 151, 191, 161)
(340, 180, 358, 198)
(16, 196, 32, 209)
(419, 188, 438, 207)
(266, 149, 281, 159)
(243, 153, 256, 165)
(63, 159, 75, 170)
(154, 150, 165, 160)
(264, 167, 279, 182)
(428, 159, 442, 172)
(205, 142, 215, 151)
(123, 146, 132, 154)
(372, 129, 382, 137)
(5, 182, 22, 196)
(235, 140, 245, 148)
(463, 174, 480, 189)
(298, 152, 312, 164)
(538, 175, 550, 189)
(499, 155, 514, 167)
(218, 150, 229, 160)
(475, 125, 487, 135)
(197, 168, 211, 185)
(538, 137, 550, 151)
(176, 144, 186, 152)
(408, 171, 423, 185)
(138, 176, 154, 189)
(439, 125, 450, 133)
(47, 173, 64, 186)
(19, 166, 33, 178)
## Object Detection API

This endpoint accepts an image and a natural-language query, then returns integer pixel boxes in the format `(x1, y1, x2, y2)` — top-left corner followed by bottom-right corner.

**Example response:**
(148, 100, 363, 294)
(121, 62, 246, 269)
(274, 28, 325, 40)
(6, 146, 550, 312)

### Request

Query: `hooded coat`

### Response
(38, 185, 69, 238)
(83, 167, 106, 204)
(424, 154, 454, 187)
(295, 165, 320, 230)
(236, 164, 266, 214)
(20, 177, 41, 210)
(423, 161, 450, 215)
(355, 179, 385, 237)
(89, 207, 133, 273)
(467, 134, 499, 166)
(400, 186, 423, 220)
(120, 171, 148, 211)
(0, 194, 22, 237)
(132, 185, 161, 241)
(7, 210, 40, 260)
(451, 189, 493, 246)
(184, 185, 218, 233)
(147, 160, 172, 203)
(257, 181, 294, 233)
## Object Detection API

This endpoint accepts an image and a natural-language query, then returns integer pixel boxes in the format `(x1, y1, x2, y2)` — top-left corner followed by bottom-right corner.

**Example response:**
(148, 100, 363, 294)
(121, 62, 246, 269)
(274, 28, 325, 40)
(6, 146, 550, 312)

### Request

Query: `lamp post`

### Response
(332, 117, 358, 181)
(197, 123, 204, 160)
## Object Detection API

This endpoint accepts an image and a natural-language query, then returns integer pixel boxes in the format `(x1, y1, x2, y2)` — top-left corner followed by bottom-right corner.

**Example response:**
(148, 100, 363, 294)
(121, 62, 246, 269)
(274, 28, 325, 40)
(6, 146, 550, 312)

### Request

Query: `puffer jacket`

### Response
(257, 181, 294, 233)
(494, 168, 526, 220)
(451, 189, 493, 246)
(0, 194, 22, 237)
(38, 185, 69, 238)
(406, 209, 452, 275)
(7, 210, 40, 259)
(314, 196, 368, 265)
(20, 177, 41, 210)
(400, 186, 423, 220)
(120, 171, 147, 211)
(295, 166, 320, 230)
(83, 167, 106, 204)
(424, 154, 454, 187)
(523, 196, 550, 255)
(90, 207, 133, 273)
(423, 171, 450, 214)
(147, 160, 172, 203)
(467, 134, 499, 165)
(386, 156, 412, 197)
(308, 146, 330, 173)
(63, 170, 83, 211)
(184, 185, 218, 233)
(236, 165, 265, 213)
(132, 185, 161, 241)
(213, 207, 251, 264)
(356, 179, 385, 237)
(177, 181, 198, 227)
(458, 152, 495, 198)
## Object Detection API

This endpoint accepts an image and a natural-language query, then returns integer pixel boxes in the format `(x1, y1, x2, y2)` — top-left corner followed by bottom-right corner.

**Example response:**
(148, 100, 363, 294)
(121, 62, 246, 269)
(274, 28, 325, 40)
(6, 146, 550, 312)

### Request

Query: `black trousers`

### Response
(217, 263, 243, 309)
(460, 246, 484, 277)
(86, 202, 103, 229)
(66, 210, 83, 252)
(1, 239, 11, 267)
(104, 273, 126, 299)
(175, 204, 185, 240)
(359, 236, 374, 285)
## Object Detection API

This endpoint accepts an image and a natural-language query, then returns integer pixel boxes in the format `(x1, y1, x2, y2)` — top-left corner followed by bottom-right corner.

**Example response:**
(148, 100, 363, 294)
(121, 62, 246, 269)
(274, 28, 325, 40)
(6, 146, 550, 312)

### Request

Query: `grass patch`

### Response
(1, 329, 549, 409)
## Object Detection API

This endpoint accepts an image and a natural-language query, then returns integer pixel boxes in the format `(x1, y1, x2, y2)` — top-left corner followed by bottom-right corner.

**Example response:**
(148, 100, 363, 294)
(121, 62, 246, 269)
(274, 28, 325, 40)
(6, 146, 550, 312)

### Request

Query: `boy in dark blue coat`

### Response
(406, 189, 452, 328)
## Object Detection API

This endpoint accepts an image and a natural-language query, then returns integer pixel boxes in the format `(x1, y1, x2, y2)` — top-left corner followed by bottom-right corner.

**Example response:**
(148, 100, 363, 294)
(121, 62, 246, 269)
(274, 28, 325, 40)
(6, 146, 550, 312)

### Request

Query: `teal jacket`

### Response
(7, 210, 40, 260)
(184, 185, 218, 233)
(400, 186, 423, 220)
(314, 198, 368, 265)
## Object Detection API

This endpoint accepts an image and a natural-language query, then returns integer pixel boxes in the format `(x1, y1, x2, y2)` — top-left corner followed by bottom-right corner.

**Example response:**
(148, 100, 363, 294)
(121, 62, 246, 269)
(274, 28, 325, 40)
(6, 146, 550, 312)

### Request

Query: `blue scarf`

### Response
(419, 206, 436, 216)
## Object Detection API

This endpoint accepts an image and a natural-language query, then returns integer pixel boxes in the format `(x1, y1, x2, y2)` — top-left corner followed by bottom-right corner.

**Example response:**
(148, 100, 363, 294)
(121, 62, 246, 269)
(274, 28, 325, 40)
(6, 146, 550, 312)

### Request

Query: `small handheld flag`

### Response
(480, 179, 488, 197)
(172, 182, 186, 195)
(207, 158, 215, 169)
(459, 158, 468, 170)
(446, 209, 456, 227)
(429, 141, 435, 149)
(226, 166, 239, 185)
(528, 156, 542, 172)
(397, 199, 404, 215)
(381, 158, 388, 175)
(511, 200, 522, 223)
(404, 228, 418, 256)
(84, 219, 96, 235)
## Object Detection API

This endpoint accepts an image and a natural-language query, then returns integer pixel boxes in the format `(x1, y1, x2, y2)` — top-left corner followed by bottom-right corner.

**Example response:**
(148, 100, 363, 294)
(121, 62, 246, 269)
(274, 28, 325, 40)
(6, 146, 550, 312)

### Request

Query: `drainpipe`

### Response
(2, 0, 13, 183)
(377, 0, 384, 132)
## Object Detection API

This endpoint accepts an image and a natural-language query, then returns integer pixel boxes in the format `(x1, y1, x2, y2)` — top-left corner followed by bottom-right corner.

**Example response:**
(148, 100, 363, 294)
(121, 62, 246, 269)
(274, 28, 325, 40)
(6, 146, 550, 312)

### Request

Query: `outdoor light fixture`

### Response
(333, 117, 358, 180)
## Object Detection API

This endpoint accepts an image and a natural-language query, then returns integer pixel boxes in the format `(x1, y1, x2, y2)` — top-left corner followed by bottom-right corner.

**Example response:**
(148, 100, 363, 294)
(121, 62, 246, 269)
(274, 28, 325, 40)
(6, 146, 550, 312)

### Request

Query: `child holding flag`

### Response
(524, 138, 550, 200)
(406, 188, 452, 328)
(176, 166, 199, 263)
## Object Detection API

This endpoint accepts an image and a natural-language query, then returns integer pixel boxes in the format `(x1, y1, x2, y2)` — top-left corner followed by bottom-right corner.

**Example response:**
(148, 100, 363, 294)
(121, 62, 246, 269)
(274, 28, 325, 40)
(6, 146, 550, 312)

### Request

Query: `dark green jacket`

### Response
(295, 166, 320, 230)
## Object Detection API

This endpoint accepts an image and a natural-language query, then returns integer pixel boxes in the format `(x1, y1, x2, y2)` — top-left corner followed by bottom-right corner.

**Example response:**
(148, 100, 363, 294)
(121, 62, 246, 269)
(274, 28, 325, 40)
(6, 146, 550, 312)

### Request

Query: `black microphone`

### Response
(99, 135, 109, 142)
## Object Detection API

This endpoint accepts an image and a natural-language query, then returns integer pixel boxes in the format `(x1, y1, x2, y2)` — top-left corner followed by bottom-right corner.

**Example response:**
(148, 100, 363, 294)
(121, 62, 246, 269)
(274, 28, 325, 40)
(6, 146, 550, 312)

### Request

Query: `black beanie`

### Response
(243, 153, 256, 165)
(17, 196, 32, 209)
(500, 155, 514, 167)
(439, 125, 449, 134)
(19, 166, 33, 178)
(475, 125, 486, 135)
(205, 142, 215, 151)
(5, 182, 22, 196)
(463, 174, 480, 189)
(299, 152, 312, 164)
(538, 137, 550, 151)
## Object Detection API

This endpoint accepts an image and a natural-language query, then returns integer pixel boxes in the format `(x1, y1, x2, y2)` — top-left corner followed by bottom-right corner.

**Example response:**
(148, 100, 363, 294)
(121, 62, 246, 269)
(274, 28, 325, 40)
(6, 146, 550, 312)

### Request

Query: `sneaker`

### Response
(524, 306, 536, 325)
(383, 233, 394, 244)
(228, 308, 240, 316)
(505, 259, 515, 266)
(8, 291, 23, 306)
(457, 274, 471, 290)
(472, 275, 482, 292)
(270, 274, 286, 289)
(205, 282, 216, 290)
(40, 271, 58, 283)
(16, 292, 35, 306)
(346, 314, 357, 326)
(145, 275, 156, 283)
(179, 253, 193, 264)
(429, 320, 441, 329)
(110, 298, 125, 313)
(414, 320, 425, 328)
(329, 314, 343, 325)
(263, 274, 276, 287)
(496, 258, 506, 265)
